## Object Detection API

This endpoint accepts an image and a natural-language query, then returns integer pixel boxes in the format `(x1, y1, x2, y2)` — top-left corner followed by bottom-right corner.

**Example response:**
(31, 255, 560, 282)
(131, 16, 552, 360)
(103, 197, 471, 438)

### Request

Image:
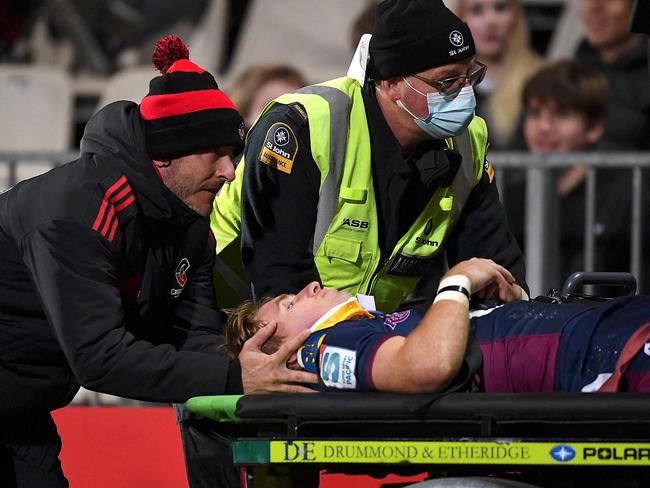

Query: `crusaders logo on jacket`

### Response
(171, 258, 190, 298)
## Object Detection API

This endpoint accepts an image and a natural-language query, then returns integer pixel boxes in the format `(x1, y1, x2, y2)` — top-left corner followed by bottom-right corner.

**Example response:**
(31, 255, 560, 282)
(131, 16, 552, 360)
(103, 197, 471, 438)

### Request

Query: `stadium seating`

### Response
(222, 0, 370, 88)
(98, 66, 157, 108)
(0, 64, 73, 186)
(185, 0, 228, 75)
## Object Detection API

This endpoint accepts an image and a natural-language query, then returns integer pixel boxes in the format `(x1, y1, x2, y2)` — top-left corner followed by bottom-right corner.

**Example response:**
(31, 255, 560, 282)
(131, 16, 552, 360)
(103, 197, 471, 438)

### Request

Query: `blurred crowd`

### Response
(0, 0, 649, 288)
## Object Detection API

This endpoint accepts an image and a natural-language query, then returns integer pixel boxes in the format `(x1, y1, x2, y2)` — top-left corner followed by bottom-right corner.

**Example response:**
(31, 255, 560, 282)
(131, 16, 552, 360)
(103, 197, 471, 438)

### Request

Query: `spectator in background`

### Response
(455, 0, 542, 149)
(576, 0, 650, 151)
(576, 0, 650, 293)
(454, 0, 542, 256)
(520, 60, 629, 281)
(229, 64, 307, 130)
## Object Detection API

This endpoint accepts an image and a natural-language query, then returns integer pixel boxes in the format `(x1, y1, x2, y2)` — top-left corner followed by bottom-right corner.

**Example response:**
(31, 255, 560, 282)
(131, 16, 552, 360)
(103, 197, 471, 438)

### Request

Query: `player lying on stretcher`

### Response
(225, 258, 650, 393)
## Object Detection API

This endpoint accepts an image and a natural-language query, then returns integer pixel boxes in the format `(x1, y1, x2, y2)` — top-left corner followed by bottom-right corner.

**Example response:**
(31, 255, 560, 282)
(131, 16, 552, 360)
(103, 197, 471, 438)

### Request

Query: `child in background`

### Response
(518, 60, 632, 282)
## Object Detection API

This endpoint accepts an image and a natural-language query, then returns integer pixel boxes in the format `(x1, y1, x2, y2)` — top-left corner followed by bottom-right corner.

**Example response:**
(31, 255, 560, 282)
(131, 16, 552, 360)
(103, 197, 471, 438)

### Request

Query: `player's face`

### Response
(158, 147, 235, 216)
(256, 282, 352, 344)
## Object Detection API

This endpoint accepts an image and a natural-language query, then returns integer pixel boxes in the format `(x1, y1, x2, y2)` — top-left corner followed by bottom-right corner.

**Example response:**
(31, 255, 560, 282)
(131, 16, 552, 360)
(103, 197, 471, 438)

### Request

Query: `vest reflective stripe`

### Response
(274, 84, 353, 255)
(448, 130, 474, 230)
(211, 81, 355, 257)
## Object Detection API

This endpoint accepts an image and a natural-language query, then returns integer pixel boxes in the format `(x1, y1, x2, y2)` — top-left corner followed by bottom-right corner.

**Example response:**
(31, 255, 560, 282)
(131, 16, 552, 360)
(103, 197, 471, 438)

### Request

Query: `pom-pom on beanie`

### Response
(140, 36, 245, 160)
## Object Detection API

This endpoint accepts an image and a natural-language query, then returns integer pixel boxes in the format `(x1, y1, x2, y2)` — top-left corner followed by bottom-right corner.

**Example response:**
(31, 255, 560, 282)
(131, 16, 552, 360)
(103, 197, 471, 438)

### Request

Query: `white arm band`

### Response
(437, 275, 473, 295)
(434, 275, 472, 307)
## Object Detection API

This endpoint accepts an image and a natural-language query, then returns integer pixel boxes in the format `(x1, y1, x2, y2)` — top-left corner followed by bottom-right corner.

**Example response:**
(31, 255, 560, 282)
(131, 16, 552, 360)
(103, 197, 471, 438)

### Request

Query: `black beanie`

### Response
(369, 0, 476, 80)
(140, 36, 245, 160)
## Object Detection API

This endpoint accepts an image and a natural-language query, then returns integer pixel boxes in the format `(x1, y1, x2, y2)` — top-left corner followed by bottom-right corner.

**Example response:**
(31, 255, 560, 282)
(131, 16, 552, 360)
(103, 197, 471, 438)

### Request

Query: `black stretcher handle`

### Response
(562, 272, 637, 296)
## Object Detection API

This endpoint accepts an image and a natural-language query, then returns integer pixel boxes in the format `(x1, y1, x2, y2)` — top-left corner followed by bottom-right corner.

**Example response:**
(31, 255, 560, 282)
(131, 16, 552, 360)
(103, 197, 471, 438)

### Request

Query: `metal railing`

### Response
(492, 151, 650, 296)
(1, 150, 649, 297)
(0, 151, 78, 193)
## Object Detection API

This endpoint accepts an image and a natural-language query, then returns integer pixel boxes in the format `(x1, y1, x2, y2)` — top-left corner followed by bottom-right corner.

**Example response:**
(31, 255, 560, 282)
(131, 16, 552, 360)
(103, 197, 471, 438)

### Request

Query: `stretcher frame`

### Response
(186, 392, 650, 486)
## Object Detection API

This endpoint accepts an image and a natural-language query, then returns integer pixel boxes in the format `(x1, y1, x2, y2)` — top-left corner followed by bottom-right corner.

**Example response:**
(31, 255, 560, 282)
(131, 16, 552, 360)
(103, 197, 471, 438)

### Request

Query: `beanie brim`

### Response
(145, 108, 244, 160)
(369, 22, 475, 80)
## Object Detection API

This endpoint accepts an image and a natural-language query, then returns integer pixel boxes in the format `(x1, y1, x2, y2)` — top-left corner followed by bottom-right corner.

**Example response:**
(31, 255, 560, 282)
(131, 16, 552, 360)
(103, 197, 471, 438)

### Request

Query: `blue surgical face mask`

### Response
(398, 78, 477, 139)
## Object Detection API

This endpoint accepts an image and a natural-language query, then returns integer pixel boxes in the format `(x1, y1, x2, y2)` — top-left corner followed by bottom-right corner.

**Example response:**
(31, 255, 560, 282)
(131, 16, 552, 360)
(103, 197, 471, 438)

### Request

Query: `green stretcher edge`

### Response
(185, 394, 243, 422)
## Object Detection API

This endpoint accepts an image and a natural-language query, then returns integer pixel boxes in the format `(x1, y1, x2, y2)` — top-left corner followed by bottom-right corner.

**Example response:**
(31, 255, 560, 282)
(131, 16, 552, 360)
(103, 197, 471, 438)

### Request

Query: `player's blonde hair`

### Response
(223, 298, 273, 358)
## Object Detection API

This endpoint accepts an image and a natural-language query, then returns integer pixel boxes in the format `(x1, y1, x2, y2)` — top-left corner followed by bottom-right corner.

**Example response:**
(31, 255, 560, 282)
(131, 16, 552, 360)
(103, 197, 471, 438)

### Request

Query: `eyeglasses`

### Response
(410, 61, 487, 95)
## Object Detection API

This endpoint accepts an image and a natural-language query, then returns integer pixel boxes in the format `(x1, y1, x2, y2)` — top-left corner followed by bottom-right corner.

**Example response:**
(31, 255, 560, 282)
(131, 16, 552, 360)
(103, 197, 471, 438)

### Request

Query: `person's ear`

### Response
(260, 320, 278, 335)
(378, 77, 403, 101)
(152, 159, 172, 168)
(585, 120, 604, 146)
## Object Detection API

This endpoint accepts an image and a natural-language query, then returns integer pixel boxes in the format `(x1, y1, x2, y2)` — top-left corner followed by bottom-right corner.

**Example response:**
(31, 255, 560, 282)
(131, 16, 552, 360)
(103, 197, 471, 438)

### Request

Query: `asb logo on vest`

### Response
(259, 122, 299, 174)
(342, 218, 369, 230)
(171, 257, 190, 298)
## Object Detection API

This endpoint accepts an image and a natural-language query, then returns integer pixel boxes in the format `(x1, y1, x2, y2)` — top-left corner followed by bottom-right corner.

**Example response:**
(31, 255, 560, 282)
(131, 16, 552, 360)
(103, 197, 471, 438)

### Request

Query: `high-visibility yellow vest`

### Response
(212, 76, 487, 311)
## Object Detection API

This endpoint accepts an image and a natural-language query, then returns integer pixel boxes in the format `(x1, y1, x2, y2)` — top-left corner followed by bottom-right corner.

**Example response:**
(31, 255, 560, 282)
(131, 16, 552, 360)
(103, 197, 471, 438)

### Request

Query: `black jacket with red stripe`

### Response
(0, 102, 241, 416)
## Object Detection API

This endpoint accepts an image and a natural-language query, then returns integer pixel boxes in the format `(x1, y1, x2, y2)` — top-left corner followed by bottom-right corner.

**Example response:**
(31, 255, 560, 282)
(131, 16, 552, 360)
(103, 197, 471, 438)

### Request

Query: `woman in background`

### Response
(455, 0, 542, 149)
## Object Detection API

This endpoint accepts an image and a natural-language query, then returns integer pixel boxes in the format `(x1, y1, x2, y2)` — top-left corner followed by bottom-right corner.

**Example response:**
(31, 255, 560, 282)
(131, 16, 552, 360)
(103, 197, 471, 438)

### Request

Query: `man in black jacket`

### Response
(0, 36, 315, 488)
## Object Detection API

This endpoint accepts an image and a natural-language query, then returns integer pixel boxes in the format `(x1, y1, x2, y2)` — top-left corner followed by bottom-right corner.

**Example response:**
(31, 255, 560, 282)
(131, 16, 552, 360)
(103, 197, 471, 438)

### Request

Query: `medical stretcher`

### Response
(186, 392, 650, 486)
(186, 273, 649, 486)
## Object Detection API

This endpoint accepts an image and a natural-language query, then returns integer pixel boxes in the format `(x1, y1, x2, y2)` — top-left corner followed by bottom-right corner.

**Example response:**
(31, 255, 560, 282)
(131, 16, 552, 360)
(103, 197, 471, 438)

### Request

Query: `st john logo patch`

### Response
(258, 122, 299, 174)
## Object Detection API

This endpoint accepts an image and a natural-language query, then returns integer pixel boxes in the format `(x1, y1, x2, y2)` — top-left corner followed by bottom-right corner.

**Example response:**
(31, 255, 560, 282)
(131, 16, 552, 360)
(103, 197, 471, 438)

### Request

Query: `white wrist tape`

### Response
(437, 275, 473, 295)
(434, 290, 470, 307)
(435, 275, 472, 307)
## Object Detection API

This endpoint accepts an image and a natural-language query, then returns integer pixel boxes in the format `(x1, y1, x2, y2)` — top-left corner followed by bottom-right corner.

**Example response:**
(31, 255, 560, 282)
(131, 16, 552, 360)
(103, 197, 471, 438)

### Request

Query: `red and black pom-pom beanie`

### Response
(140, 35, 245, 160)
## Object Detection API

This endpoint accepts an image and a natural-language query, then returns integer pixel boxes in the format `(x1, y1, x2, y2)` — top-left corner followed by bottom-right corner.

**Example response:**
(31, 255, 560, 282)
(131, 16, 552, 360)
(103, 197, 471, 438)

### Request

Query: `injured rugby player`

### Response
(225, 258, 650, 394)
